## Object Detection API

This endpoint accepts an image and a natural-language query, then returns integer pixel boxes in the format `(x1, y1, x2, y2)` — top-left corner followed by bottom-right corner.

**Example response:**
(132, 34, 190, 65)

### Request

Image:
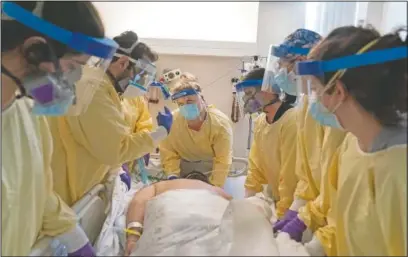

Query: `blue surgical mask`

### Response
(2, 58, 81, 116)
(31, 96, 74, 116)
(309, 99, 343, 130)
(179, 103, 200, 120)
(274, 69, 297, 96)
(27, 69, 80, 116)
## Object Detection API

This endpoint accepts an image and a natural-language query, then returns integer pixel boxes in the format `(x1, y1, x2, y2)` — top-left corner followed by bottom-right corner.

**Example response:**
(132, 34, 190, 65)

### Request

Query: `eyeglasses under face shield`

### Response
(113, 53, 157, 98)
(235, 79, 264, 114)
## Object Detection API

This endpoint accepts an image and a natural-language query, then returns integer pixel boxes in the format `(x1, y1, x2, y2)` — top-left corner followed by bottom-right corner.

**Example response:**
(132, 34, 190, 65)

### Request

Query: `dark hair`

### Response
(182, 171, 211, 184)
(113, 31, 158, 62)
(284, 94, 297, 105)
(309, 25, 407, 126)
(243, 67, 265, 81)
(1, 1, 105, 57)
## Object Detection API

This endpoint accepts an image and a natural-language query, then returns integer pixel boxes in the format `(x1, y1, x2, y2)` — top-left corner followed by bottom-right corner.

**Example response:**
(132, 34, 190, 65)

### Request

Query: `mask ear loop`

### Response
(324, 38, 381, 91)
(1, 65, 26, 99)
(320, 38, 381, 113)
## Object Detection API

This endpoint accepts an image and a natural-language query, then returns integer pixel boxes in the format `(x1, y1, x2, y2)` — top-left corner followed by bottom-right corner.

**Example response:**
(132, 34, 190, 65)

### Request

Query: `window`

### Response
(305, 2, 357, 36)
(94, 2, 259, 43)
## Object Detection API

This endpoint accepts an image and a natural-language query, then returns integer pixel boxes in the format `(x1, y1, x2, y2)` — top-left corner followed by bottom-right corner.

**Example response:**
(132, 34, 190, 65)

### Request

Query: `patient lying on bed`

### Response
(124, 172, 274, 256)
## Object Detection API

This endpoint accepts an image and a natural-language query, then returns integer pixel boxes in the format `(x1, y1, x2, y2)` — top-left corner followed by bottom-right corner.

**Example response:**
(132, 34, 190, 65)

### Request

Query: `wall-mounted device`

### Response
(162, 69, 181, 83)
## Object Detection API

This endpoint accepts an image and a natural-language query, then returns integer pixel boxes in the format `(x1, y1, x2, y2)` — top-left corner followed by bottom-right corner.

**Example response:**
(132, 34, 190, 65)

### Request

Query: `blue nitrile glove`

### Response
(68, 242, 95, 257)
(119, 169, 131, 190)
(167, 175, 178, 180)
(157, 107, 173, 134)
(273, 209, 298, 233)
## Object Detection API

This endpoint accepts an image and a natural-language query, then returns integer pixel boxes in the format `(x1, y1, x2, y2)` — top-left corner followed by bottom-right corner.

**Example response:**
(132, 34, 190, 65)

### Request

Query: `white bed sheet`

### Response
(94, 177, 143, 256)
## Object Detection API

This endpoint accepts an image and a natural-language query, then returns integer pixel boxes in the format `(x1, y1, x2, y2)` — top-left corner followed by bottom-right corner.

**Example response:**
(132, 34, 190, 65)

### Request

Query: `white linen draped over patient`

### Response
(94, 177, 309, 256)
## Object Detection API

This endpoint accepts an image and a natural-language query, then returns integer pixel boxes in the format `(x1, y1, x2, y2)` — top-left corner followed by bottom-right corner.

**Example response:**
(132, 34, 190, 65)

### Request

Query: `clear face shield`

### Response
(2, 2, 119, 116)
(262, 44, 310, 96)
(147, 81, 171, 104)
(65, 55, 116, 116)
(171, 88, 207, 122)
(295, 40, 407, 126)
(235, 80, 264, 114)
(117, 54, 157, 99)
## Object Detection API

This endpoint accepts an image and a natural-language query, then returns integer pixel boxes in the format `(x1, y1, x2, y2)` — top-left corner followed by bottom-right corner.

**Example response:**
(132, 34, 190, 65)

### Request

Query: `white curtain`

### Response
(305, 2, 358, 36)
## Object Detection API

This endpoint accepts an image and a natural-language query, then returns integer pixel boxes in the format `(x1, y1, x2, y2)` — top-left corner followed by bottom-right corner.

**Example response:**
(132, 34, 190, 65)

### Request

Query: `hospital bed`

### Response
(29, 156, 249, 256)
(29, 185, 108, 256)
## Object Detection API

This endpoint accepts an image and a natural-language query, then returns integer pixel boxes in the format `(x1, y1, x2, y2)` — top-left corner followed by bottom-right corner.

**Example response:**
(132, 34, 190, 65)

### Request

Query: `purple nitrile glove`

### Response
(280, 216, 307, 242)
(68, 242, 95, 257)
(120, 170, 131, 190)
(168, 175, 178, 180)
(143, 153, 150, 166)
(122, 163, 130, 174)
(273, 209, 298, 233)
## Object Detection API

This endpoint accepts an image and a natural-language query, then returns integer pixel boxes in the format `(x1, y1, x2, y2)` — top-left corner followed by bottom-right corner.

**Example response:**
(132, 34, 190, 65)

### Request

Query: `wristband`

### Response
(127, 221, 143, 230)
(124, 229, 141, 237)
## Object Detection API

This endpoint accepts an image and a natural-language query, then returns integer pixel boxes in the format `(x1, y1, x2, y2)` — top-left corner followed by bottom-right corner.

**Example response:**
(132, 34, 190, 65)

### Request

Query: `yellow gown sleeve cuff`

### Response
(149, 126, 168, 145)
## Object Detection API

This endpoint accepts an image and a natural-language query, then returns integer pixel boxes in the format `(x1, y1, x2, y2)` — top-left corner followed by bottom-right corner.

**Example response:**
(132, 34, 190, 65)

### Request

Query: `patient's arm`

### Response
(126, 185, 156, 231)
(125, 184, 156, 256)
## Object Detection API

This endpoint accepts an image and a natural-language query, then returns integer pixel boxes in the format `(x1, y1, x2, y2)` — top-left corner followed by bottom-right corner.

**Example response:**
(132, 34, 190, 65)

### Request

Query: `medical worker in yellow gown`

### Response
(1, 1, 118, 255)
(266, 29, 346, 240)
(49, 31, 173, 205)
(238, 68, 298, 218)
(148, 69, 198, 128)
(280, 26, 407, 256)
(121, 96, 154, 172)
(159, 78, 233, 187)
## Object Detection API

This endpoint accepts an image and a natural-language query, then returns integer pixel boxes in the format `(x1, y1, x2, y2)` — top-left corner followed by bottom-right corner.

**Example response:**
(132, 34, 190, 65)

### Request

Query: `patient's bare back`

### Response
(155, 179, 232, 200)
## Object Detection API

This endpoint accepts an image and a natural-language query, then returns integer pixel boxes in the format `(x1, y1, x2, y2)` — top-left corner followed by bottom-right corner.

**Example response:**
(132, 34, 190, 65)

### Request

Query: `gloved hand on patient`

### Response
(157, 107, 173, 134)
(279, 216, 307, 242)
(273, 209, 298, 232)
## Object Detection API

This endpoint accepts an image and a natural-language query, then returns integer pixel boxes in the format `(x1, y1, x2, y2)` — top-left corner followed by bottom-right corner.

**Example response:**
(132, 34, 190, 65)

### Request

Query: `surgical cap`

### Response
(281, 29, 322, 58)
